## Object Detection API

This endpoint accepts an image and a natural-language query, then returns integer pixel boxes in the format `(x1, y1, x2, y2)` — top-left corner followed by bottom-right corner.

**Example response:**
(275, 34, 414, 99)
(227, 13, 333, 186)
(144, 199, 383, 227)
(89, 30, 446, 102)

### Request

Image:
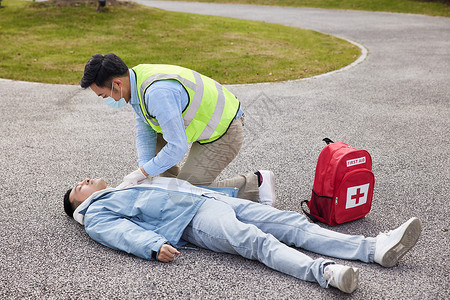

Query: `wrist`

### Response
(140, 167, 149, 177)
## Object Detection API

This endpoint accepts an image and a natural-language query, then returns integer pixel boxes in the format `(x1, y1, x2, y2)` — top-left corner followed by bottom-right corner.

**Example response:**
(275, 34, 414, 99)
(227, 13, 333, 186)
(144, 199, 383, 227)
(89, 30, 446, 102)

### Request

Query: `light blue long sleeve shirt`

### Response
(78, 179, 237, 260)
(128, 69, 243, 177)
(83, 186, 206, 260)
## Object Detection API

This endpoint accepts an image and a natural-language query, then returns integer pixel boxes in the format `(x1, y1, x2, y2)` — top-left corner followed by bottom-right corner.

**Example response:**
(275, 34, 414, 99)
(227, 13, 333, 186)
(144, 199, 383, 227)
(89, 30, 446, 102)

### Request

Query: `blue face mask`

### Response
(104, 82, 127, 109)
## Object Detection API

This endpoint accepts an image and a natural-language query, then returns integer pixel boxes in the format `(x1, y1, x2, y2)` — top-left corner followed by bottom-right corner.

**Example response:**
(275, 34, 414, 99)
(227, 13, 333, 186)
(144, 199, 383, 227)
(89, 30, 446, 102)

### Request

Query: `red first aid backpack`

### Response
(302, 138, 375, 226)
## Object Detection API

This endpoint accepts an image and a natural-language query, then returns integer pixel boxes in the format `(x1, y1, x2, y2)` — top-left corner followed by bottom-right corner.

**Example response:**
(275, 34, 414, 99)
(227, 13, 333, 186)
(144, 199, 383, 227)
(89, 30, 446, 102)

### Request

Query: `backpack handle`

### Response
(323, 137, 334, 145)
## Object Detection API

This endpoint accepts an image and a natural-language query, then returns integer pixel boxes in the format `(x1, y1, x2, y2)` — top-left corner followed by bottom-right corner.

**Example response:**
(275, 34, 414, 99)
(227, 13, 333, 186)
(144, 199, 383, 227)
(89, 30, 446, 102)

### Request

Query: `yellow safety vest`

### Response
(133, 64, 240, 144)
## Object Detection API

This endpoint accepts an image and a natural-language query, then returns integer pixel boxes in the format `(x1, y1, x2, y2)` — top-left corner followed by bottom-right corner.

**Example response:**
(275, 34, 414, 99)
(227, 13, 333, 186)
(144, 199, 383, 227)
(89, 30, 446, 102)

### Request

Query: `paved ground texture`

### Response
(1, 1, 449, 299)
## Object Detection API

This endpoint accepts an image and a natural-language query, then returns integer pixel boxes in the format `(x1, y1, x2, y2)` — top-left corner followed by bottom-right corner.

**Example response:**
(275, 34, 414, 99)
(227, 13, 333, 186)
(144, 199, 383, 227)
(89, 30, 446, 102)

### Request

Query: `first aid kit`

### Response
(302, 138, 375, 226)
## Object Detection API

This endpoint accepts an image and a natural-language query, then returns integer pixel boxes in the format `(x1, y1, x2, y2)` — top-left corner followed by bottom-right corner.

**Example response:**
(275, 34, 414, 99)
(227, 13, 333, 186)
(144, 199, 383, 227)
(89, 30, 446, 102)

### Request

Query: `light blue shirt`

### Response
(79, 179, 237, 260)
(83, 186, 206, 260)
(128, 69, 243, 177)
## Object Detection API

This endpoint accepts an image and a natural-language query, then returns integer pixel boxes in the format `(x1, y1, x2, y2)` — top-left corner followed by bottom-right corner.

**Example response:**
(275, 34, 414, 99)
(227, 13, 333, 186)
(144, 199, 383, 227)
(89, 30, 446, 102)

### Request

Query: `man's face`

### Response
(90, 79, 130, 102)
(70, 178, 107, 208)
(90, 82, 116, 100)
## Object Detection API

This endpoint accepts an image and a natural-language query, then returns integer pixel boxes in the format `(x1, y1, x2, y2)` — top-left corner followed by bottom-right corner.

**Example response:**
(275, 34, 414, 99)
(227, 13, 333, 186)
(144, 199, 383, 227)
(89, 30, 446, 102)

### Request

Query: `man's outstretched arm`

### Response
(84, 210, 168, 261)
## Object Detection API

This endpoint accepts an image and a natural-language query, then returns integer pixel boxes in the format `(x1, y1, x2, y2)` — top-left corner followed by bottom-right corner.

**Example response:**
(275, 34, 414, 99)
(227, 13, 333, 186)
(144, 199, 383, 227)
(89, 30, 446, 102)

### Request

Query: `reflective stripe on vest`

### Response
(133, 64, 239, 143)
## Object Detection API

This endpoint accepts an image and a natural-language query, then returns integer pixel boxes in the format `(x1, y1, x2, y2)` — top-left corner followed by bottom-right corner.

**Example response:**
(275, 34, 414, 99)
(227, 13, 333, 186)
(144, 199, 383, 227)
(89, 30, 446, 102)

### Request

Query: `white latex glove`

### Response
(116, 168, 149, 189)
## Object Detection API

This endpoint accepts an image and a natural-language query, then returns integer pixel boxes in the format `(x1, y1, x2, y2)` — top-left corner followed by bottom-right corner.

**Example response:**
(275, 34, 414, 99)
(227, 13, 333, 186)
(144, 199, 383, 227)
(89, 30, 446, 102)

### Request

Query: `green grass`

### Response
(167, 0, 450, 17)
(0, 0, 361, 84)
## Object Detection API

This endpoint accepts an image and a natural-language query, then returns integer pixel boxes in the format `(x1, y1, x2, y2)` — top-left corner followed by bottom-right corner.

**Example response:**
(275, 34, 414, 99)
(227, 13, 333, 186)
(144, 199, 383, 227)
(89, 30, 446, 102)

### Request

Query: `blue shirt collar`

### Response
(129, 68, 139, 105)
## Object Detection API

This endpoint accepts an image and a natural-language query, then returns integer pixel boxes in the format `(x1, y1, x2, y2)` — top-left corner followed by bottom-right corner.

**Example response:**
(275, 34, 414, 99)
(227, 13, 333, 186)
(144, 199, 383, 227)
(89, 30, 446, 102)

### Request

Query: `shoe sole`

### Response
(260, 170, 276, 207)
(339, 267, 359, 294)
(380, 217, 422, 268)
(266, 171, 276, 207)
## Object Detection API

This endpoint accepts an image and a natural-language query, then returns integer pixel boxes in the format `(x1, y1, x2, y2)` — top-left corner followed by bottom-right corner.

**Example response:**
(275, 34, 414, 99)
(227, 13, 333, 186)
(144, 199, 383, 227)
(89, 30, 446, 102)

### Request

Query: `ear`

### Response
(112, 78, 123, 89)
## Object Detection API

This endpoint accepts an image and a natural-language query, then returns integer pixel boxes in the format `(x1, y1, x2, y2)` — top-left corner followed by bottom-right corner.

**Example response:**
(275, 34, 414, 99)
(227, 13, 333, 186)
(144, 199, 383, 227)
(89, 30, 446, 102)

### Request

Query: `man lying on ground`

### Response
(63, 176, 422, 294)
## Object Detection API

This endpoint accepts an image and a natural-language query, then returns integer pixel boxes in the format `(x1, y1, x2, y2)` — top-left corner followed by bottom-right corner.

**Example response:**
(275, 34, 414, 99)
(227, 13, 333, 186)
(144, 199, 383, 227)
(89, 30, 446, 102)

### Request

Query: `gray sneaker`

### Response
(374, 217, 422, 267)
(323, 264, 359, 294)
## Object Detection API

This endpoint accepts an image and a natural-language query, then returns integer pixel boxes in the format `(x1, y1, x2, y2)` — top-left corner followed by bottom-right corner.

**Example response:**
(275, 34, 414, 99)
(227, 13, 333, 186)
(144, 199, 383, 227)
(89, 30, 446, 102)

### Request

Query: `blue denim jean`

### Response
(181, 195, 376, 288)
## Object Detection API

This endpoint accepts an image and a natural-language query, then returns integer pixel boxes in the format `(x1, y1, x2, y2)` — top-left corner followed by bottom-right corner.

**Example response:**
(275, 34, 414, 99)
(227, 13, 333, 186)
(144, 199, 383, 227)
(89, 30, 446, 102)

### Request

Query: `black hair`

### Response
(80, 53, 129, 88)
(63, 188, 74, 218)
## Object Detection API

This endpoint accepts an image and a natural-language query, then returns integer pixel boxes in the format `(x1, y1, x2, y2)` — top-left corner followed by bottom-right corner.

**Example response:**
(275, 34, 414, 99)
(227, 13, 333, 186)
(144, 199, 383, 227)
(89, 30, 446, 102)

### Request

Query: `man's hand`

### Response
(116, 168, 150, 189)
(158, 244, 180, 263)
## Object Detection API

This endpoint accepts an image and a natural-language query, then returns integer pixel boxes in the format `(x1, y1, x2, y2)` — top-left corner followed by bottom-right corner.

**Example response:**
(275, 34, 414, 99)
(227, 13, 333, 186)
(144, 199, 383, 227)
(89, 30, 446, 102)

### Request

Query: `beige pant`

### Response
(156, 117, 259, 201)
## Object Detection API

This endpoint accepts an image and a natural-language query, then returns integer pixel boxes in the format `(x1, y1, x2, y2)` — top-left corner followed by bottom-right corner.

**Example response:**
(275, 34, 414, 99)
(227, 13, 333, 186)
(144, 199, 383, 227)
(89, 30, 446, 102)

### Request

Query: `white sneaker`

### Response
(257, 170, 276, 206)
(323, 264, 359, 294)
(374, 217, 422, 268)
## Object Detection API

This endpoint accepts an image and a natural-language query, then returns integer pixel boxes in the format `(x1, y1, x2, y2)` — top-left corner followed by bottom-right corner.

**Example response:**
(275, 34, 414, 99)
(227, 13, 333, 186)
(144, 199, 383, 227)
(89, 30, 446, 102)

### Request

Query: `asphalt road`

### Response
(1, 1, 449, 299)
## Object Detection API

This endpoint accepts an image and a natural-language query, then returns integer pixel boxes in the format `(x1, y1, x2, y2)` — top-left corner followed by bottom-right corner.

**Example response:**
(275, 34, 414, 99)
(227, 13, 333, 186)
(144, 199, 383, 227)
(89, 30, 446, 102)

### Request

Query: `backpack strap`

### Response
(301, 200, 319, 223)
(302, 137, 334, 223)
